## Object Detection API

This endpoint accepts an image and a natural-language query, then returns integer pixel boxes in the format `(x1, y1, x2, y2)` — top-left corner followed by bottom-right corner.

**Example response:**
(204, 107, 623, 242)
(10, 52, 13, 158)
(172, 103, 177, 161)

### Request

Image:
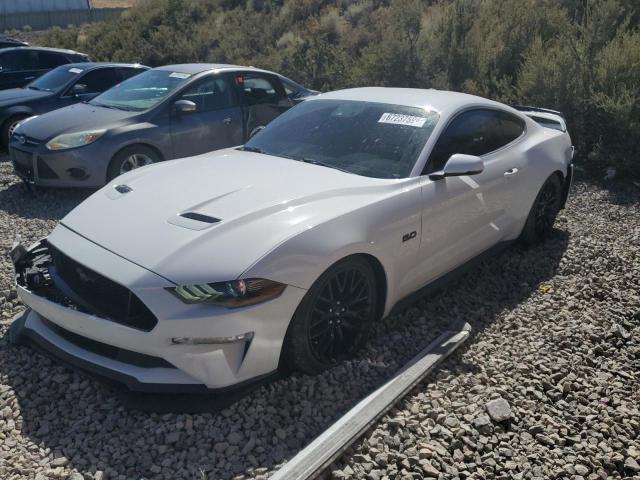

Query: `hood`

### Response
(16, 102, 136, 141)
(0, 88, 50, 106)
(59, 149, 396, 285)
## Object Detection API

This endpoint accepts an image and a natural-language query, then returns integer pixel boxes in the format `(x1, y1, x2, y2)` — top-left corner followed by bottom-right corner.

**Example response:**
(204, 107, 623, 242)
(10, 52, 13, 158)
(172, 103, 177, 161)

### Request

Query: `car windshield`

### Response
(28, 66, 83, 92)
(89, 69, 191, 112)
(243, 99, 439, 178)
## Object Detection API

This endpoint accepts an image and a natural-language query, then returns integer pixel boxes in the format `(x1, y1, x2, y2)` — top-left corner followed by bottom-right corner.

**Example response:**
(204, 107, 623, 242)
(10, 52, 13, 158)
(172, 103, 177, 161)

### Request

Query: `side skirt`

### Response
(387, 240, 513, 318)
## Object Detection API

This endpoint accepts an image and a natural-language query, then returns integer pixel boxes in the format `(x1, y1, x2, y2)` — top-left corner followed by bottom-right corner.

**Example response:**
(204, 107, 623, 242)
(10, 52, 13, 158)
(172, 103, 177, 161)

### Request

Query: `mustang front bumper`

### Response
(9, 225, 306, 393)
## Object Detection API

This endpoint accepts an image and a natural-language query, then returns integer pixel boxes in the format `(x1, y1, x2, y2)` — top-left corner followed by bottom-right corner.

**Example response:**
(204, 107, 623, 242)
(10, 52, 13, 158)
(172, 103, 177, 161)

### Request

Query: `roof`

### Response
(311, 87, 507, 115)
(0, 0, 90, 14)
(58, 62, 148, 70)
(155, 63, 275, 75)
(0, 46, 86, 55)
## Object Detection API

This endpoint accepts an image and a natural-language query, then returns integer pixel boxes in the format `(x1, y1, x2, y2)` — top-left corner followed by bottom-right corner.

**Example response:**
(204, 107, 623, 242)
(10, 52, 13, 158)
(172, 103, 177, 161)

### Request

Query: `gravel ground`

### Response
(0, 157, 638, 480)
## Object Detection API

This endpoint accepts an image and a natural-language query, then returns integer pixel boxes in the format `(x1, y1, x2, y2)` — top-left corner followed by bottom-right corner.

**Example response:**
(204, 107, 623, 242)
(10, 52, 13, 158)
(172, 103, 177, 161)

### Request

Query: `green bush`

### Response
(41, 0, 640, 179)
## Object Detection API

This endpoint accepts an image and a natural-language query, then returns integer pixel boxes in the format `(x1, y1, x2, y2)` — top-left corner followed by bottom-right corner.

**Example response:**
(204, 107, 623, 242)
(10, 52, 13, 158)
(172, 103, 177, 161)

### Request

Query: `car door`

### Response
(170, 73, 243, 158)
(0, 50, 40, 89)
(417, 109, 513, 284)
(237, 72, 293, 139)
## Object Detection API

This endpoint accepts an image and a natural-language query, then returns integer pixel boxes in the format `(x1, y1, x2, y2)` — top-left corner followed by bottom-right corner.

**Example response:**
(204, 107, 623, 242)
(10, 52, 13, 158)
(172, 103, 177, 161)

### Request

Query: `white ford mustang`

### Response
(10, 88, 573, 392)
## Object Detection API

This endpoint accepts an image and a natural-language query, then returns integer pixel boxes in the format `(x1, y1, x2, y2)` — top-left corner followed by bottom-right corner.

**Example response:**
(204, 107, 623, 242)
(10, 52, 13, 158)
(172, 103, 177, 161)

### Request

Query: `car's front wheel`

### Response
(520, 173, 563, 245)
(283, 256, 379, 375)
(107, 145, 160, 181)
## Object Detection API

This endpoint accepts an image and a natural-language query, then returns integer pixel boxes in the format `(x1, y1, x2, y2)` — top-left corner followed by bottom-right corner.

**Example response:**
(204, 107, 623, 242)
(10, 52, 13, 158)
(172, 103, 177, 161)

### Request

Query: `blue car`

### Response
(0, 62, 148, 148)
(10, 63, 316, 187)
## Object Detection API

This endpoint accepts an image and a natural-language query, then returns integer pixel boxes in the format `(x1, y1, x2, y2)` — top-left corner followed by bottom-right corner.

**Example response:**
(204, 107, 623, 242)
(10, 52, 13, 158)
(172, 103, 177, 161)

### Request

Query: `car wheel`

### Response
(1, 115, 29, 150)
(283, 256, 379, 375)
(520, 174, 563, 245)
(107, 145, 160, 181)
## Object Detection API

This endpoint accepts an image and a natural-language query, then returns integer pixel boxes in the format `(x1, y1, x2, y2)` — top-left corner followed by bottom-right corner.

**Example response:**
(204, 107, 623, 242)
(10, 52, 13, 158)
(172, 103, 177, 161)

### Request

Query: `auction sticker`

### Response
(68, 68, 83, 74)
(379, 113, 427, 127)
(169, 72, 191, 79)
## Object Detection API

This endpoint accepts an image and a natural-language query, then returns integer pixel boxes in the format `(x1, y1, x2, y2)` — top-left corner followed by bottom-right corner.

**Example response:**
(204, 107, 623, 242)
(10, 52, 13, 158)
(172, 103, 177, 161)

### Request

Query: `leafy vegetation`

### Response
(43, 0, 640, 178)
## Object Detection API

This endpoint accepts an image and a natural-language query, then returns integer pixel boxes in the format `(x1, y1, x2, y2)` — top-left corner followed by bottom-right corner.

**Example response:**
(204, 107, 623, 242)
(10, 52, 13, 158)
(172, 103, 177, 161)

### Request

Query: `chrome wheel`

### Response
(7, 120, 21, 142)
(119, 153, 154, 174)
(307, 266, 374, 363)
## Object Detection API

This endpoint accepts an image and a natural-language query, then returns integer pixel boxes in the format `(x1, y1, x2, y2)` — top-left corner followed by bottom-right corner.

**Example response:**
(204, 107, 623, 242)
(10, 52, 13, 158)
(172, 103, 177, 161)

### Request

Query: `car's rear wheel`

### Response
(107, 145, 160, 181)
(1, 115, 30, 150)
(283, 256, 379, 375)
(520, 174, 563, 245)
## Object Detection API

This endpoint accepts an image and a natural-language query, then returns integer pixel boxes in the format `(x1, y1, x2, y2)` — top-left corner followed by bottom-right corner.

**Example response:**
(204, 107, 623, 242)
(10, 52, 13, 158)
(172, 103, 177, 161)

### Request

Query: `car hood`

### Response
(0, 88, 50, 106)
(17, 102, 136, 141)
(59, 149, 396, 286)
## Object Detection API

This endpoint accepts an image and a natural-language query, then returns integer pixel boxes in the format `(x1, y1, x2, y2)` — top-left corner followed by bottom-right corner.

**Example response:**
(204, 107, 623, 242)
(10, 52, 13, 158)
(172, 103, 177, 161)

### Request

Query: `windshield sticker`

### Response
(169, 72, 191, 79)
(378, 113, 427, 128)
(68, 68, 83, 74)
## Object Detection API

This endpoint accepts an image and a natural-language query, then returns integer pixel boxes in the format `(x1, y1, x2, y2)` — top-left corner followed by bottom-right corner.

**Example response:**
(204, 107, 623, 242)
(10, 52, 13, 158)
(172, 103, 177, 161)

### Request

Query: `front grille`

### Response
(10, 148, 34, 181)
(43, 318, 173, 369)
(49, 245, 158, 331)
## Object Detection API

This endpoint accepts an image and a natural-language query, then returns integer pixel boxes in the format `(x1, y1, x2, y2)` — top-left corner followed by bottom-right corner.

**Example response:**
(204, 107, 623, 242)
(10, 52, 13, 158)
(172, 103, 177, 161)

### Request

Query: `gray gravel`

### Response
(0, 158, 639, 480)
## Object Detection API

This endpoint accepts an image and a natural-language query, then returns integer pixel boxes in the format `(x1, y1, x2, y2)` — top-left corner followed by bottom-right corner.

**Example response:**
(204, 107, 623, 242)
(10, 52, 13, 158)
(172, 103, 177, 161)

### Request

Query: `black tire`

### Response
(106, 145, 160, 182)
(519, 174, 563, 245)
(282, 256, 379, 375)
(1, 115, 30, 150)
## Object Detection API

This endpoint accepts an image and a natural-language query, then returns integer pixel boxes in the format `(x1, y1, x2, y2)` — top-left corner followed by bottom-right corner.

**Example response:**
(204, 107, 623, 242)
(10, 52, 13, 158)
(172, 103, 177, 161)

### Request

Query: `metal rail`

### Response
(271, 322, 472, 480)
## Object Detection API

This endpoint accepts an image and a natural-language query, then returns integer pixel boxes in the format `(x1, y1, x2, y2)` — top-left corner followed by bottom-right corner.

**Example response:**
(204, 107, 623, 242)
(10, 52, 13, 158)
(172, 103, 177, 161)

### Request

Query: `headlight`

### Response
(168, 278, 286, 308)
(46, 129, 106, 150)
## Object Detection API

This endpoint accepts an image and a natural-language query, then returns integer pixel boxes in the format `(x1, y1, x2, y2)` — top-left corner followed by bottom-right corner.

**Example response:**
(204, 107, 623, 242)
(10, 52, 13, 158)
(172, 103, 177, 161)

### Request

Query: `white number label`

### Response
(378, 113, 427, 128)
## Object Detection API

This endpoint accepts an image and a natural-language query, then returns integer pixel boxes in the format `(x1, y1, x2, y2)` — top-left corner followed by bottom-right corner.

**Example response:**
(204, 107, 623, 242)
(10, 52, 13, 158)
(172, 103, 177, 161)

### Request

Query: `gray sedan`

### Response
(9, 63, 315, 187)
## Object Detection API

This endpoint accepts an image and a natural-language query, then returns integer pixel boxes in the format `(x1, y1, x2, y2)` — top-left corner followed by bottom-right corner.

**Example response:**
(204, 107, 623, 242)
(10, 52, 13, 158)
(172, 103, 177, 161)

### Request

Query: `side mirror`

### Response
(429, 154, 484, 180)
(173, 99, 197, 114)
(72, 83, 88, 95)
(249, 125, 265, 138)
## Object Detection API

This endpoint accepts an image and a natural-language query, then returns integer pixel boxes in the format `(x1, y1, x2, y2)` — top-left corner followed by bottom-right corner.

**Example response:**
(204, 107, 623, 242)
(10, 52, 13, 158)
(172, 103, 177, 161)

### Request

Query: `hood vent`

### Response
(179, 212, 221, 224)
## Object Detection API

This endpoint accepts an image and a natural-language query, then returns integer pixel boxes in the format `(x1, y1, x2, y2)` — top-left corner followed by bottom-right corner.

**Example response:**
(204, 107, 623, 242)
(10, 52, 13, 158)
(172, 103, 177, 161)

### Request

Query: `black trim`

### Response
(10, 310, 281, 402)
(180, 212, 221, 223)
(388, 241, 512, 317)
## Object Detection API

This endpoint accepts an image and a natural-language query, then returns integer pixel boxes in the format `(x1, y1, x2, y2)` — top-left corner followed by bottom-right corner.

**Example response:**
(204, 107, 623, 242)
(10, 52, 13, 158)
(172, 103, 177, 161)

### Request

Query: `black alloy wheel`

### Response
(520, 174, 563, 245)
(283, 257, 378, 374)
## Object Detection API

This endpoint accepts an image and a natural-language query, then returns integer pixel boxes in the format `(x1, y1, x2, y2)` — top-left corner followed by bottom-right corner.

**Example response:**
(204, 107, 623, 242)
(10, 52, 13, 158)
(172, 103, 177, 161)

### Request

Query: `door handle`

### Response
(223, 117, 232, 125)
(24, 76, 36, 80)
(504, 168, 519, 176)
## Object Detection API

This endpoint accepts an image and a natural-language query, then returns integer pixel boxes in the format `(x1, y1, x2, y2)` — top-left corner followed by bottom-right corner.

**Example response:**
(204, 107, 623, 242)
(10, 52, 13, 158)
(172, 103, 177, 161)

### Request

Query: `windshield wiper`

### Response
(296, 157, 352, 174)
(240, 146, 267, 154)
(90, 101, 131, 111)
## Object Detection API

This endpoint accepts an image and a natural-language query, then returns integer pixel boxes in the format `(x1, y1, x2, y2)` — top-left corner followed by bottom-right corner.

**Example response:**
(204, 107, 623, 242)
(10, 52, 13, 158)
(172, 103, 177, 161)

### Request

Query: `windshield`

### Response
(90, 69, 191, 112)
(243, 99, 439, 178)
(28, 66, 83, 92)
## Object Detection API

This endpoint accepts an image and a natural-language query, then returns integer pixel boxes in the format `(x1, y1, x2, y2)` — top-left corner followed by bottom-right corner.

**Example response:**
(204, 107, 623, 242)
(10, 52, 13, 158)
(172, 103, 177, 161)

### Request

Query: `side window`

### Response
(240, 74, 284, 105)
(425, 109, 523, 173)
(498, 111, 526, 143)
(177, 75, 235, 112)
(118, 67, 144, 82)
(73, 68, 120, 94)
(38, 52, 69, 69)
(0, 51, 39, 72)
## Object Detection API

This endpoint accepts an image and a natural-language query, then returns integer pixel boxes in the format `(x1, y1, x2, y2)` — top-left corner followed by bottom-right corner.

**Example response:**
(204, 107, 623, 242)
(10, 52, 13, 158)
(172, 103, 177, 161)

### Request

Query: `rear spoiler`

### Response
(511, 105, 567, 132)
(510, 105, 565, 119)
